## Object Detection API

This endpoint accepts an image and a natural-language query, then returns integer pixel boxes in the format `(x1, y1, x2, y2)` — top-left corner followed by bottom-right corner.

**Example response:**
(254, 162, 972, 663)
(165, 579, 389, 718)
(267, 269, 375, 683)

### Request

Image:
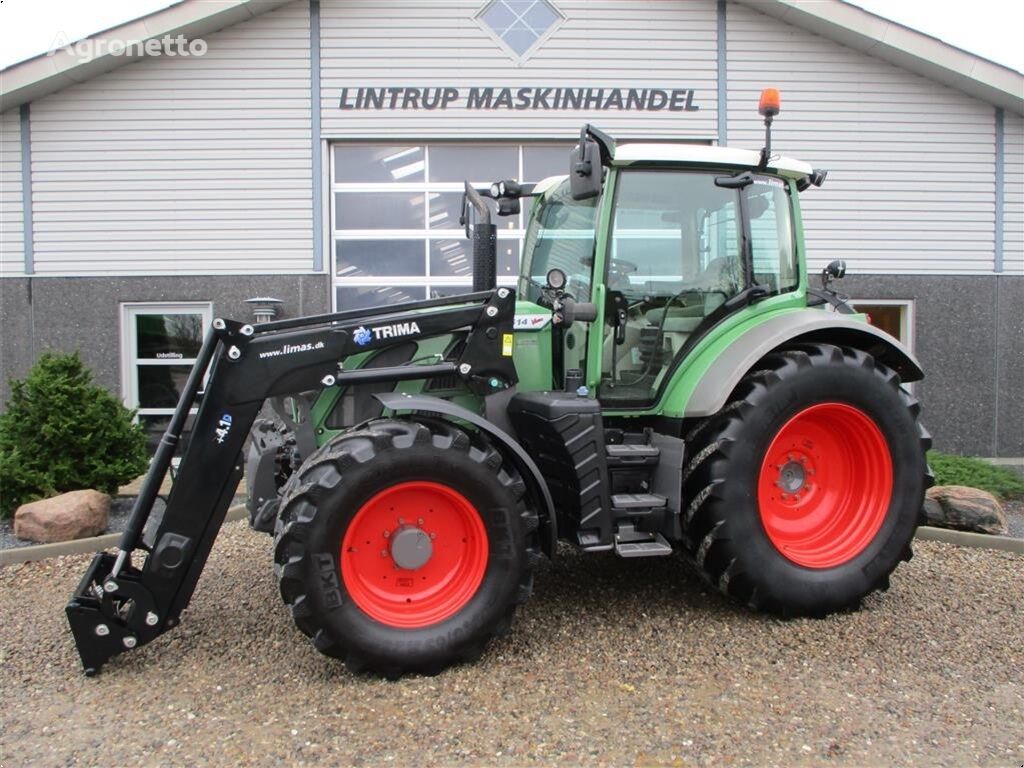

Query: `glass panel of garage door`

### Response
(123, 303, 212, 452)
(334, 146, 425, 183)
(332, 143, 576, 311)
(428, 145, 517, 183)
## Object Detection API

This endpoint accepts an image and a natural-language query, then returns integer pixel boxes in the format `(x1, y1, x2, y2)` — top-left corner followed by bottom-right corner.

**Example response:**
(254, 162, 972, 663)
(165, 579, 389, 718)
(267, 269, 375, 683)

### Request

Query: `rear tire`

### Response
(681, 343, 931, 616)
(273, 418, 539, 677)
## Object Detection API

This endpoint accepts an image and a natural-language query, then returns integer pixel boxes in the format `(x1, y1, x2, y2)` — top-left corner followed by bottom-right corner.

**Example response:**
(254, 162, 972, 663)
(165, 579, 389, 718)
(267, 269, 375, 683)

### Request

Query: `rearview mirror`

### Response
(821, 259, 847, 290)
(570, 139, 603, 201)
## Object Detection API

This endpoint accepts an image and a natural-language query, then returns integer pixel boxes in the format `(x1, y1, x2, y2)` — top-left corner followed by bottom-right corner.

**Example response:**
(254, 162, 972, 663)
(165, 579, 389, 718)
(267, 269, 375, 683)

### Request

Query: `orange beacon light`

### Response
(759, 87, 781, 117)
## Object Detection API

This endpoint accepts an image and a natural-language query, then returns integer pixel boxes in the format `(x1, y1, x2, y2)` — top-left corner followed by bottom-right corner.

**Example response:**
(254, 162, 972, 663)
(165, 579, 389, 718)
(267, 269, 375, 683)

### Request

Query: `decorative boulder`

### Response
(923, 485, 1008, 535)
(13, 490, 111, 543)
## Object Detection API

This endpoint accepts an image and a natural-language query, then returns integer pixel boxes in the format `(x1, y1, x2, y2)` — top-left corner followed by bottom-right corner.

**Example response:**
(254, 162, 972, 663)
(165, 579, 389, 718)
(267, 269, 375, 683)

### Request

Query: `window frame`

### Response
(120, 301, 213, 440)
(474, 0, 566, 64)
(848, 298, 916, 352)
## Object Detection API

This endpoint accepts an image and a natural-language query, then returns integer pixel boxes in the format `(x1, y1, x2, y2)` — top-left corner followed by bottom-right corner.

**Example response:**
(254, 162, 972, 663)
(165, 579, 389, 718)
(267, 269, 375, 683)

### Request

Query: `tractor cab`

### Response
(513, 126, 820, 410)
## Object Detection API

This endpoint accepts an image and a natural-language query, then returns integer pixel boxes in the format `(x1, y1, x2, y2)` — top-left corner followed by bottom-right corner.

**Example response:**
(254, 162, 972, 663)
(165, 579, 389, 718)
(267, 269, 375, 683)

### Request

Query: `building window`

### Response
(121, 302, 213, 450)
(331, 143, 569, 311)
(476, 0, 563, 60)
(849, 299, 915, 350)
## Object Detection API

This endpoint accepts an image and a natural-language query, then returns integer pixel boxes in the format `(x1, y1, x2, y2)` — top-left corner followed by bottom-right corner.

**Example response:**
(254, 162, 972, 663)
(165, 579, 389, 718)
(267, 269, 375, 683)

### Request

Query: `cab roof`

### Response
(612, 143, 814, 180)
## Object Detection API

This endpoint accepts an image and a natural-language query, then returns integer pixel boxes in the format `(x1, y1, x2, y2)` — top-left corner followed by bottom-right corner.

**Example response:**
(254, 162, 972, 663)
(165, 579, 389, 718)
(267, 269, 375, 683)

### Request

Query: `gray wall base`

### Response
(1, 272, 1020, 456)
(840, 273, 1022, 457)
(1, 274, 330, 403)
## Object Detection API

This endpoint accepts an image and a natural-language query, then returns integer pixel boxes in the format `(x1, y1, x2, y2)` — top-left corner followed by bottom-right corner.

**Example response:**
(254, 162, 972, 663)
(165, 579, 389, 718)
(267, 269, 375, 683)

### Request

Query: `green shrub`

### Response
(0, 351, 150, 518)
(927, 450, 1024, 500)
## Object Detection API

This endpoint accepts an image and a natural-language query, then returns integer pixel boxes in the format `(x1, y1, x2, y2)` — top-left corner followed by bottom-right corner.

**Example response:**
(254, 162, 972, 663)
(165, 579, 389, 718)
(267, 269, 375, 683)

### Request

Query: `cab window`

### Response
(747, 178, 798, 294)
(600, 170, 744, 404)
(520, 179, 598, 303)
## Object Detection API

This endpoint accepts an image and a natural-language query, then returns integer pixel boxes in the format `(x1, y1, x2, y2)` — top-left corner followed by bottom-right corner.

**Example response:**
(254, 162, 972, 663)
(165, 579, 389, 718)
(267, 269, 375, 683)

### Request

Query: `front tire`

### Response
(681, 343, 931, 616)
(273, 418, 539, 677)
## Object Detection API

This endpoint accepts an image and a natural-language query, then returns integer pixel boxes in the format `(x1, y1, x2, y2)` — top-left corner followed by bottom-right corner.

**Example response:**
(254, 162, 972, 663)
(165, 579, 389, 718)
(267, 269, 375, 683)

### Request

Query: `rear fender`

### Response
(375, 392, 557, 557)
(682, 310, 923, 418)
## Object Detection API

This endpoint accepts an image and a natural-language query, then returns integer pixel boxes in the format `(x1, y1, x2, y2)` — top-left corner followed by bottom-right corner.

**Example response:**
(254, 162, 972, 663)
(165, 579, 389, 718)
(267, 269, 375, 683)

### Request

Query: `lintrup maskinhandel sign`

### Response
(339, 86, 699, 111)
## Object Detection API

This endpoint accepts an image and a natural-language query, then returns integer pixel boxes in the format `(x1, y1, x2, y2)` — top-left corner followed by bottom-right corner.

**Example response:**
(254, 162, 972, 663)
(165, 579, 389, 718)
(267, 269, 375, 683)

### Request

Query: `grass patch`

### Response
(927, 451, 1024, 500)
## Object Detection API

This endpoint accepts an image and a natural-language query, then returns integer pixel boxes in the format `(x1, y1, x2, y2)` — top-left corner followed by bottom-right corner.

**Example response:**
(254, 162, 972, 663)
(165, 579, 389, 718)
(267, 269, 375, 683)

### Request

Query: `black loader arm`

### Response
(65, 288, 518, 675)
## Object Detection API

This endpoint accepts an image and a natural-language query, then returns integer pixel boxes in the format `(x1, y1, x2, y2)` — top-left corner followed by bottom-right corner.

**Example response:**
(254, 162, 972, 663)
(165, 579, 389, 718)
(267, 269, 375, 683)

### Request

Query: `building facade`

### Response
(1, 0, 1021, 455)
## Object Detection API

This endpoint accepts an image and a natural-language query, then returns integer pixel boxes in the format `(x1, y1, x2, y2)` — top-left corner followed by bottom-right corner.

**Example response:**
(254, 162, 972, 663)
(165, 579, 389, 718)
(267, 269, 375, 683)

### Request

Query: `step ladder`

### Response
(611, 493, 672, 557)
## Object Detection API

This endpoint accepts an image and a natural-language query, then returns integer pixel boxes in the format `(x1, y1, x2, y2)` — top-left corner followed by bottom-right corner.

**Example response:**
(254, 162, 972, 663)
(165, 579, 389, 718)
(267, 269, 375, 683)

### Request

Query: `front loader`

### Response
(67, 91, 932, 677)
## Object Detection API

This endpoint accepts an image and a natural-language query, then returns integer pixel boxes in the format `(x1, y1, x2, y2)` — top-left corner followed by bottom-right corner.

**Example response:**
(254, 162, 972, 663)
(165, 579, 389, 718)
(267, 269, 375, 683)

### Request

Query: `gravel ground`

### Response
(1004, 500, 1024, 538)
(1, 522, 1021, 768)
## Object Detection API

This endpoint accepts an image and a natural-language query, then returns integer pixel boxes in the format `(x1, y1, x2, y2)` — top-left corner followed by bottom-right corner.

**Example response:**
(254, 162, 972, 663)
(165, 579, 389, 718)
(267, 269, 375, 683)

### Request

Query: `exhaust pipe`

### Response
(463, 182, 497, 292)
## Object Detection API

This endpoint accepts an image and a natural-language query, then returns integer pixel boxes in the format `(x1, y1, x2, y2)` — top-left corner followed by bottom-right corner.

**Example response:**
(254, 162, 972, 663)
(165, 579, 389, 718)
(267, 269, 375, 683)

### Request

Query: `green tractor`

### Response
(67, 92, 931, 678)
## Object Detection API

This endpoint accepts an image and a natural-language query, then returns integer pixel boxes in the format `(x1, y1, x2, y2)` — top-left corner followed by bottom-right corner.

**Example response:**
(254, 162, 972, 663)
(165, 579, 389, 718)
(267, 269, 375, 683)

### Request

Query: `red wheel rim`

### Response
(340, 481, 488, 628)
(757, 402, 893, 569)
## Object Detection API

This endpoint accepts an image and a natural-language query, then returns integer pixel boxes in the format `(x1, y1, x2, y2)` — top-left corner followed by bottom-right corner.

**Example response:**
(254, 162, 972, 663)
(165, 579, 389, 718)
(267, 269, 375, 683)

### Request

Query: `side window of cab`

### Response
(600, 171, 743, 405)
(747, 178, 798, 294)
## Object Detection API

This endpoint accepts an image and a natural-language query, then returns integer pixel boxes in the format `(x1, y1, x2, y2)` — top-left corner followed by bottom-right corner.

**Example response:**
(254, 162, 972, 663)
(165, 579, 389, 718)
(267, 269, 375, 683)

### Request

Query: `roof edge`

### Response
(3, 0, 1020, 116)
(0, 0, 295, 112)
(733, 0, 1024, 115)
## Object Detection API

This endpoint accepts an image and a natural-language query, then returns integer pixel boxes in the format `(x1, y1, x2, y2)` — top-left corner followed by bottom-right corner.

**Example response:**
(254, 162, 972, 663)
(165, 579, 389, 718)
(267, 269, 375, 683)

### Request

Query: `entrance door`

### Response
(598, 170, 797, 406)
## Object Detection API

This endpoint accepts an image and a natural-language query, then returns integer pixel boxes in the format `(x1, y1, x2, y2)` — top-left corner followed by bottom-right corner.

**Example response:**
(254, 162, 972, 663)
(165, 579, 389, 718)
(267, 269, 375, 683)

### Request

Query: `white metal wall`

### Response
(0, 109, 24, 277)
(725, 1, 999, 275)
(4, 0, 1018, 279)
(319, 0, 720, 139)
(26, 1, 313, 276)
(1005, 112, 1024, 275)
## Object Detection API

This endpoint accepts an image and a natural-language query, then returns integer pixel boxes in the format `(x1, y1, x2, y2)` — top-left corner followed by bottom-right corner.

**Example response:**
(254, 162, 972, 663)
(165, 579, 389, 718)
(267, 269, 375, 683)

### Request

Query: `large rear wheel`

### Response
(681, 343, 931, 616)
(274, 418, 539, 677)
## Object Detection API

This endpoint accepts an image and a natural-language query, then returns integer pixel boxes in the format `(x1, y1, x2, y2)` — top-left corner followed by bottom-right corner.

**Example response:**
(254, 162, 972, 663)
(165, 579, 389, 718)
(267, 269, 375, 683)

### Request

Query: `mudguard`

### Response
(375, 392, 558, 557)
(683, 310, 923, 418)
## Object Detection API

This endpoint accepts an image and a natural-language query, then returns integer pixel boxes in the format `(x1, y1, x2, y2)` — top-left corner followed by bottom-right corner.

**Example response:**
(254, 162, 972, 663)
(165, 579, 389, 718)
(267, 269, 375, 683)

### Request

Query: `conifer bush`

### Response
(0, 351, 149, 518)
(927, 450, 1024, 500)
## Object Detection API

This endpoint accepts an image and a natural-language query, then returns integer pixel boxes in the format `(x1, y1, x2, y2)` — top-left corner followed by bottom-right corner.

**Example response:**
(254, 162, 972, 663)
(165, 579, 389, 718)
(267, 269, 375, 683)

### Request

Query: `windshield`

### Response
(518, 178, 598, 303)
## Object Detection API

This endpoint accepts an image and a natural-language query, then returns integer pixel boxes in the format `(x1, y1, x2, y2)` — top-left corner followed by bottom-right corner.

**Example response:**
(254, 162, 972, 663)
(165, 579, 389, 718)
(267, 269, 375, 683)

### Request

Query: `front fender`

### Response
(375, 392, 557, 557)
(680, 310, 923, 418)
